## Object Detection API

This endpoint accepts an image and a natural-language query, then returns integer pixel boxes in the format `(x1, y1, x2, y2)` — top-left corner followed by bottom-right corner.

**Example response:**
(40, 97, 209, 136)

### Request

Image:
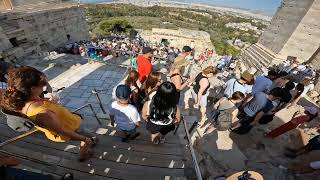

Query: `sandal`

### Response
(90, 137, 99, 147)
(79, 140, 94, 162)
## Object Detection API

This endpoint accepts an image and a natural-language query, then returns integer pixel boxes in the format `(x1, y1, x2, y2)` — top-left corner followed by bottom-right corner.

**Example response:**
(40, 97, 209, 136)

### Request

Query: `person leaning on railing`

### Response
(0, 66, 96, 161)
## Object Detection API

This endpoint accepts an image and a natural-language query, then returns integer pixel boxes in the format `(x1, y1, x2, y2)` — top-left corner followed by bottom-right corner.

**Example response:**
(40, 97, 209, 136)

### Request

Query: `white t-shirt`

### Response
(109, 101, 141, 131)
(300, 83, 314, 97)
(224, 78, 251, 98)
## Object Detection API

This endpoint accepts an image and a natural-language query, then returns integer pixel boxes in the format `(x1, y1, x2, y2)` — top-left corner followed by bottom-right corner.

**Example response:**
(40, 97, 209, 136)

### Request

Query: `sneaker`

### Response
(121, 134, 130, 143)
(160, 136, 166, 144)
(129, 132, 141, 140)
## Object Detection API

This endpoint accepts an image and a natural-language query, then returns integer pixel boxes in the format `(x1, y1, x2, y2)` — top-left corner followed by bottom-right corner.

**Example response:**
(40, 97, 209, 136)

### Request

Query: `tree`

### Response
(98, 19, 133, 34)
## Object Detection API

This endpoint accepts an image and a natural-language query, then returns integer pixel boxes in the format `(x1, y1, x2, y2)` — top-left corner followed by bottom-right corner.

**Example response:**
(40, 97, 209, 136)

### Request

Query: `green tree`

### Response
(98, 19, 133, 34)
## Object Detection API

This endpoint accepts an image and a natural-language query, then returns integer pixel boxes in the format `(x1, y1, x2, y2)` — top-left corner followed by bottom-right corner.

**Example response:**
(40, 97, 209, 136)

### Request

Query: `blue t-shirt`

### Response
(244, 92, 274, 117)
(252, 76, 272, 95)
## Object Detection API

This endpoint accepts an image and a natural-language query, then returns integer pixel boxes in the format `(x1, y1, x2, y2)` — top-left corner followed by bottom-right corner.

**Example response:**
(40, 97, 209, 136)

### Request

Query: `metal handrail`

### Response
(182, 117, 203, 180)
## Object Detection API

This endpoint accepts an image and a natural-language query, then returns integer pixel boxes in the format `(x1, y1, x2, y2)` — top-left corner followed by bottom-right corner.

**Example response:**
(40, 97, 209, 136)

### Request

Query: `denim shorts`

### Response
(191, 89, 209, 107)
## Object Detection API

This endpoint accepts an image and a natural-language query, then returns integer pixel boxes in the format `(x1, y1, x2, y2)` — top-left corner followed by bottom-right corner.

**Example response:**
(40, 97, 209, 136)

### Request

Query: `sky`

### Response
(81, 0, 282, 16)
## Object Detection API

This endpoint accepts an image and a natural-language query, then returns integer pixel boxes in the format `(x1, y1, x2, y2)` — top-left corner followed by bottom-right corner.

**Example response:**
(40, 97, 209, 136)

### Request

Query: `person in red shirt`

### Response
(137, 47, 154, 83)
(265, 106, 318, 139)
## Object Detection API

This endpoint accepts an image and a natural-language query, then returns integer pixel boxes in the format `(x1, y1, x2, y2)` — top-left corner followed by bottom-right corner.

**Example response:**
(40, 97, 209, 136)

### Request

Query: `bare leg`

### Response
(200, 106, 207, 125)
(184, 88, 192, 109)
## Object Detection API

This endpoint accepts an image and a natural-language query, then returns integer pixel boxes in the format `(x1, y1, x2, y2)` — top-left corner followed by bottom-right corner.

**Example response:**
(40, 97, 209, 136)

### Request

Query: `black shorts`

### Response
(237, 110, 254, 124)
(306, 135, 320, 151)
(146, 121, 175, 135)
(259, 114, 275, 124)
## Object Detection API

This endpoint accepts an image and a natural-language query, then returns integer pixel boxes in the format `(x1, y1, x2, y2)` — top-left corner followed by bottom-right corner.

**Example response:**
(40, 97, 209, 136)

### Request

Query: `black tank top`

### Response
(193, 73, 209, 95)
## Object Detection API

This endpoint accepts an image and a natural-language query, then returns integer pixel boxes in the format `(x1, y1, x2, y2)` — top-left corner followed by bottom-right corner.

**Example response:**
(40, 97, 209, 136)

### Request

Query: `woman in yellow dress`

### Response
(1, 66, 95, 161)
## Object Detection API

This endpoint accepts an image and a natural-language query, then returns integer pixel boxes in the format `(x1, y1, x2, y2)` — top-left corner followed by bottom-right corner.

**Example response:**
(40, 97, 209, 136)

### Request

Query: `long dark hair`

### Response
(150, 82, 179, 122)
(294, 83, 304, 100)
(1, 66, 47, 112)
(125, 70, 139, 91)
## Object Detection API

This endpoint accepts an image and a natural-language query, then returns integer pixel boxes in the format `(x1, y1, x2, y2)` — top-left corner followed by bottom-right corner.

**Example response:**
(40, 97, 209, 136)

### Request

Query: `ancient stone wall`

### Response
(0, 5, 89, 62)
(258, 0, 314, 54)
(278, 0, 320, 61)
(141, 28, 213, 52)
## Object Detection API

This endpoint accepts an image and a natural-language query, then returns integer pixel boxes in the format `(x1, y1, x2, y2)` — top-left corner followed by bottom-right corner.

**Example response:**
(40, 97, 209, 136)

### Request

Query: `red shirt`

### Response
(137, 55, 152, 83)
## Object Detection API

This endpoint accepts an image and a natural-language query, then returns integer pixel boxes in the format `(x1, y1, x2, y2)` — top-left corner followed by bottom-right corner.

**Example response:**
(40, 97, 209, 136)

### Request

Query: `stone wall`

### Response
(278, 0, 320, 61)
(0, 5, 89, 62)
(258, 0, 314, 54)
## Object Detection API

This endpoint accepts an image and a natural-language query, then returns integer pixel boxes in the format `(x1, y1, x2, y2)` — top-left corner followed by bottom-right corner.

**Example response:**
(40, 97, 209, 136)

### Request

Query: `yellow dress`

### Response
(26, 100, 81, 142)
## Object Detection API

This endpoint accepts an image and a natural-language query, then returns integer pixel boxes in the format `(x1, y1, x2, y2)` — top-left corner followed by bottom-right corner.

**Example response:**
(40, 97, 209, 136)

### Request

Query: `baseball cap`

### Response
(182, 46, 192, 53)
(240, 70, 254, 82)
(142, 47, 154, 54)
(116, 85, 132, 100)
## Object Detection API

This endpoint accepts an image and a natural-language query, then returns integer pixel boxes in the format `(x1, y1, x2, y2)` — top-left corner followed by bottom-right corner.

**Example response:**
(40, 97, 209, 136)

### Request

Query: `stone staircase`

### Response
(240, 43, 282, 74)
(0, 60, 198, 179)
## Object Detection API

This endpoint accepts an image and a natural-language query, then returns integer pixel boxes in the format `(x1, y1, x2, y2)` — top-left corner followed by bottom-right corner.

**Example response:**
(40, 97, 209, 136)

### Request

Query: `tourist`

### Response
(300, 78, 315, 98)
(136, 71, 162, 111)
(284, 134, 320, 158)
(212, 91, 245, 131)
(288, 83, 305, 107)
(137, 47, 154, 83)
(259, 81, 295, 124)
(265, 106, 318, 139)
(0, 67, 96, 161)
(223, 70, 254, 98)
(169, 46, 192, 91)
(142, 82, 181, 144)
(251, 70, 278, 96)
(109, 85, 141, 142)
(269, 71, 289, 89)
(144, 71, 163, 99)
(233, 87, 283, 134)
(112, 70, 140, 104)
(184, 66, 218, 123)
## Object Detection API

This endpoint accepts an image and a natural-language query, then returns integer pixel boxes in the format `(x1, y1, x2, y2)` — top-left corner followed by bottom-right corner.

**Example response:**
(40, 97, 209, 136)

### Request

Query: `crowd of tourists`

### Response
(1, 38, 320, 179)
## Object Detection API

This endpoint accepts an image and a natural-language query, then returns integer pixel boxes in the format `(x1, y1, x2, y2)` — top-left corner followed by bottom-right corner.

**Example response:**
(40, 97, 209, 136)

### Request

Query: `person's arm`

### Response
(196, 79, 209, 105)
(231, 108, 239, 122)
(142, 101, 150, 121)
(35, 111, 91, 143)
(133, 108, 141, 127)
(250, 111, 265, 126)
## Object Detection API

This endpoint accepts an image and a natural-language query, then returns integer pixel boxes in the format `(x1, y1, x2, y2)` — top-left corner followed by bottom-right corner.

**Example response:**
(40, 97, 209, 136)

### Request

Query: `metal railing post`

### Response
(92, 89, 107, 115)
(72, 103, 102, 125)
(182, 117, 202, 180)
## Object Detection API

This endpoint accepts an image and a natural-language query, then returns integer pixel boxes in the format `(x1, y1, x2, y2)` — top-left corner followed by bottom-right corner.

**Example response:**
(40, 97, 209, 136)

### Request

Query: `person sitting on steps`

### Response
(142, 82, 181, 144)
(109, 85, 141, 142)
(0, 66, 96, 162)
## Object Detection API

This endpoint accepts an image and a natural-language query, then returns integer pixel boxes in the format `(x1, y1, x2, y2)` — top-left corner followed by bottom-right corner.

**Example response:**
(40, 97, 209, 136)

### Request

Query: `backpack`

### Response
(215, 110, 233, 131)
(1, 109, 35, 132)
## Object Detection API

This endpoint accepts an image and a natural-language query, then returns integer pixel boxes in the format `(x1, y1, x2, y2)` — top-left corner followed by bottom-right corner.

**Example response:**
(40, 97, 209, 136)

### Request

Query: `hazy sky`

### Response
(172, 0, 282, 16)
(81, 0, 282, 16)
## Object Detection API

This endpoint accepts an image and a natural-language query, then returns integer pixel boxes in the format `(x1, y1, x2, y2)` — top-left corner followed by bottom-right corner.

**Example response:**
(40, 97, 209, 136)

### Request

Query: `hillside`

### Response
(85, 4, 268, 56)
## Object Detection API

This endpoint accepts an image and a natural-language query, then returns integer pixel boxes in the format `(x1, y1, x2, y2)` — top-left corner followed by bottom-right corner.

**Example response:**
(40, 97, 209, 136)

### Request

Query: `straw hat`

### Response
(240, 70, 254, 82)
(227, 171, 263, 180)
